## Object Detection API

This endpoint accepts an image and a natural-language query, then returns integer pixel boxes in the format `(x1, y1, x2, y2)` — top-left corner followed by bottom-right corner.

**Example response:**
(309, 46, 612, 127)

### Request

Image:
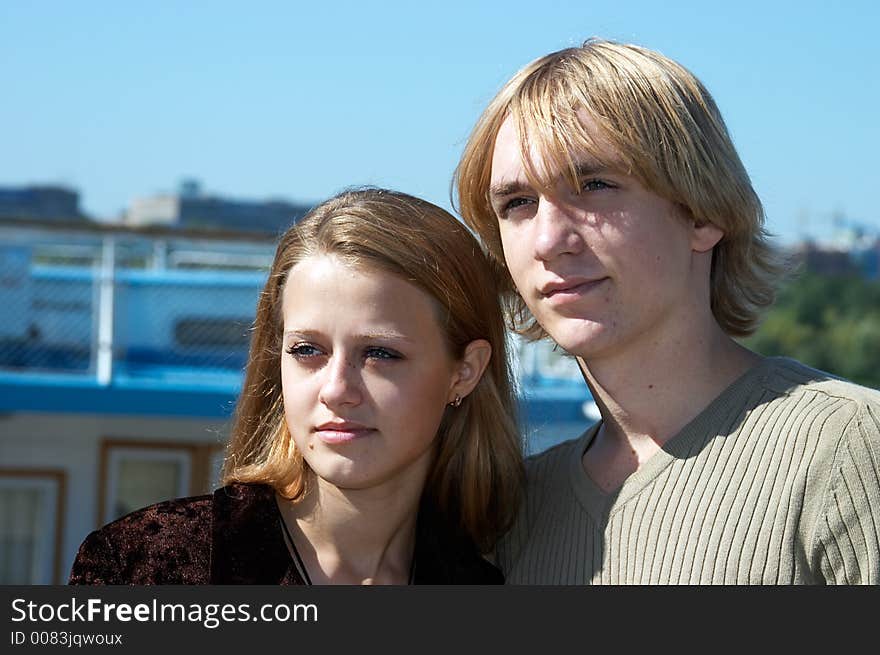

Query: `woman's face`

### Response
(280, 254, 462, 496)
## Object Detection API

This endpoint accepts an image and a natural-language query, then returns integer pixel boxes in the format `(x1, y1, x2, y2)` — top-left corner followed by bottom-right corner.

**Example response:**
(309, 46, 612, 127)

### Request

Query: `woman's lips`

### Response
(313, 424, 376, 444)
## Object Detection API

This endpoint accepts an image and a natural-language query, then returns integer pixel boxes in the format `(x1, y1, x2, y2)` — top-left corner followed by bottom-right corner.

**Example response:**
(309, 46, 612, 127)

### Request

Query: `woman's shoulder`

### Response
(68, 483, 280, 585)
(450, 551, 505, 584)
(112, 492, 215, 530)
(413, 502, 505, 585)
(68, 492, 216, 585)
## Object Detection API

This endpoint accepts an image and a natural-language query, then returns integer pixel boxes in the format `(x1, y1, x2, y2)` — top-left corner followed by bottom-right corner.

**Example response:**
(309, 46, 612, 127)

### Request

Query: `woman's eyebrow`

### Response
(284, 329, 321, 339)
(356, 330, 414, 344)
(283, 329, 414, 343)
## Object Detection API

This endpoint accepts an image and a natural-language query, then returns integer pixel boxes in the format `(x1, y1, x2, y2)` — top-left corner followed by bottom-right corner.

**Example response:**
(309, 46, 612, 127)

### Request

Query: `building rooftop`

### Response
(0, 223, 595, 426)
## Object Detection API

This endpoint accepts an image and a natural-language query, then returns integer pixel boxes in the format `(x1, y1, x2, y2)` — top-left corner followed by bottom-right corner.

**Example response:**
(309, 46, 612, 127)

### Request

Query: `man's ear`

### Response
(691, 219, 724, 253)
(447, 339, 492, 404)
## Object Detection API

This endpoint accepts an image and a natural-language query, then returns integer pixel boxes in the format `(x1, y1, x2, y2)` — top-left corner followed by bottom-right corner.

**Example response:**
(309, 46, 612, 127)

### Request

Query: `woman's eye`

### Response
(286, 343, 323, 358)
(364, 347, 402, 361)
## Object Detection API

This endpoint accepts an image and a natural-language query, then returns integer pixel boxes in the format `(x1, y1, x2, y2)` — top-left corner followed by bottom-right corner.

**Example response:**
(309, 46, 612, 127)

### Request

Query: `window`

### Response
(99, 441, 225, 525)
(102, 446, 190, 524)
(0, 470, 65, 584)
(174, 317, 250, 348)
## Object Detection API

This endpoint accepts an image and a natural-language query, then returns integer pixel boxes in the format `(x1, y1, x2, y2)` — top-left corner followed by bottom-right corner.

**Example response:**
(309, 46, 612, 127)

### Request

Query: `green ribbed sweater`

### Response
(498, 357, 880, 584)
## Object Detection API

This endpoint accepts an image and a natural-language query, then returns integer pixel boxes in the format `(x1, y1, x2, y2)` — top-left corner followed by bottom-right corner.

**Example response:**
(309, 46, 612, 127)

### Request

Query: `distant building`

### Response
(126, 180, 311, 235)
(792, 214, 880, 279)
(0, 185, 86, 223)
(791, 242, 858, 276)
(853, 238, 880, 280)
(790, 232, 880, 280)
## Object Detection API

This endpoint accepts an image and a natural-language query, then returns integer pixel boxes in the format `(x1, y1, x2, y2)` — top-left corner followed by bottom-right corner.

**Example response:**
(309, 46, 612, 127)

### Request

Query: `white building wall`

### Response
(125, 195, 180, 227)
(0, 412, 230, 582)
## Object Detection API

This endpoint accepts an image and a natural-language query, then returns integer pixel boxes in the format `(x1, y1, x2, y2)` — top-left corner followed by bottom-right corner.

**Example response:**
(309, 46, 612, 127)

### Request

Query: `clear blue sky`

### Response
(2, 0, 878, 244)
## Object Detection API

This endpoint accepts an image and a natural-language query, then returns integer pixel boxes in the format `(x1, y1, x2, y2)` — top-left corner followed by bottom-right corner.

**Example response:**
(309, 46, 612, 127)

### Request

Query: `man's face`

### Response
(488, 116, 717, 361)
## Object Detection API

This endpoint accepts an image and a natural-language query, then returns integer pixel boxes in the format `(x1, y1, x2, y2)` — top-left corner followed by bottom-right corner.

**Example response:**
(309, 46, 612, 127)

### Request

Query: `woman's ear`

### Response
(447, 339, 492, 404)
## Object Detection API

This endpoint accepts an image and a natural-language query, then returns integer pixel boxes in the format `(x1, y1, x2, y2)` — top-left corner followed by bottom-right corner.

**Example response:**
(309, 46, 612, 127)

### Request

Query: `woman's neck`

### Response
(276, 479, 422, 585)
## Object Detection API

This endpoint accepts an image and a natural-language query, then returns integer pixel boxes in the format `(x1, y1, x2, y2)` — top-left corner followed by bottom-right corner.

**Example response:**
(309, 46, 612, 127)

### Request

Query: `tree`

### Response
(743, 272, 880, 389)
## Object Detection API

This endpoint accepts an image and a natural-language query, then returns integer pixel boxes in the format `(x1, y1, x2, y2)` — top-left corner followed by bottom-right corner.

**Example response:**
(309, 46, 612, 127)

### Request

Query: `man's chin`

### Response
(541, 319, 609, 360)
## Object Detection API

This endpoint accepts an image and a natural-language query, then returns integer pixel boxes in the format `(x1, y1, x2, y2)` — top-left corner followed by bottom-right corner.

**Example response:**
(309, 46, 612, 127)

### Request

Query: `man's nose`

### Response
(533, 196, 584, 262)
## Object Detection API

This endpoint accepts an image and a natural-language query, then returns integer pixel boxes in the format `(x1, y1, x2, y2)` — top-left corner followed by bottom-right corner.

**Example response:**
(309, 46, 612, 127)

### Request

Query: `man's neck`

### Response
(577, 323, 762, 493)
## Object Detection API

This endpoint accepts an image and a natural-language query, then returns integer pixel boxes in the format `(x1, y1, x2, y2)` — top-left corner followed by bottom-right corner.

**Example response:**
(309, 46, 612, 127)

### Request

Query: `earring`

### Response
(448, 394, 462, 407)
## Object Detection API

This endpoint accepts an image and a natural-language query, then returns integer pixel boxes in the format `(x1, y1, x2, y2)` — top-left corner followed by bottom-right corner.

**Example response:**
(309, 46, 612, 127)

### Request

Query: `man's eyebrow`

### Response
(488, 180, 531, 201)
(573, 160, 610, 177)
(488, 160, 614, 201)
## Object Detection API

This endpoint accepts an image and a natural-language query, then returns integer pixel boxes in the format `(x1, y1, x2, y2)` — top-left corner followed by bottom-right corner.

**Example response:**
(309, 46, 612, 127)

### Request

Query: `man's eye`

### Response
(364, 347, 402, 361)
(582, 179, 613, 192)
(498, 197, 534, 218)
(286, 343, 323, 358)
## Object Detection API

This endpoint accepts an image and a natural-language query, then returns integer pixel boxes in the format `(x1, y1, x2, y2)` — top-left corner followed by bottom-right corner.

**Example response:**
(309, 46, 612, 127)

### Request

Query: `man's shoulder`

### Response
(527, 431, 586, 462)
(756, 358, 880, 479)
(524, 427, 595, 483)
(761, 357, 880, 410)
(764, 360, 880, 582)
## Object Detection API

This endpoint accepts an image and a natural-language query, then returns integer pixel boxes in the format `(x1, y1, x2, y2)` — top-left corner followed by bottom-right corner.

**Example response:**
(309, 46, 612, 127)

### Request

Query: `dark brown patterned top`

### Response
(68, 483, 502, 585)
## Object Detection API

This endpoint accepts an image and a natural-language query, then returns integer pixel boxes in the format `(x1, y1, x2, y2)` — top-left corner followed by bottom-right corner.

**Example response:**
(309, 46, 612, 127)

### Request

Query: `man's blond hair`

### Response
(454, 38, 784, 339)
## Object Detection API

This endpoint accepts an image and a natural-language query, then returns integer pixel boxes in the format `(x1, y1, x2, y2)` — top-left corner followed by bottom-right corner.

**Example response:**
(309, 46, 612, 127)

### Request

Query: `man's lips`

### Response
(539, 277, 608, 299)
(313, 421, 375, 444)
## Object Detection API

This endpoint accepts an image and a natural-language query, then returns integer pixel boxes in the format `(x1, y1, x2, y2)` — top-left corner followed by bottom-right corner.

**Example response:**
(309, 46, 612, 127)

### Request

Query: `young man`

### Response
(455, 38, 880, 584)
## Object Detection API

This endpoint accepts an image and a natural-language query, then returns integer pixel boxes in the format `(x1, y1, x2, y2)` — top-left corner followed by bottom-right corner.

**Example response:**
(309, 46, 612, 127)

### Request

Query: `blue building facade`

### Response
(0, 223, 595, 583)
(0, 185, 86, 223)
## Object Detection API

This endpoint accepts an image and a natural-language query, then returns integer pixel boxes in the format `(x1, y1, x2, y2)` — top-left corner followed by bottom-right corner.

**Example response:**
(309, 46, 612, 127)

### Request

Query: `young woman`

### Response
(68, 188, 523, 585)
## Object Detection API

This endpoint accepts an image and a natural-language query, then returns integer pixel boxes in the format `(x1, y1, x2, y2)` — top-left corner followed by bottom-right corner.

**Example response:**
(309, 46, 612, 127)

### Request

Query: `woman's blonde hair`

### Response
(454, 38, 785, 339)
(221, 187, 523, 552)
